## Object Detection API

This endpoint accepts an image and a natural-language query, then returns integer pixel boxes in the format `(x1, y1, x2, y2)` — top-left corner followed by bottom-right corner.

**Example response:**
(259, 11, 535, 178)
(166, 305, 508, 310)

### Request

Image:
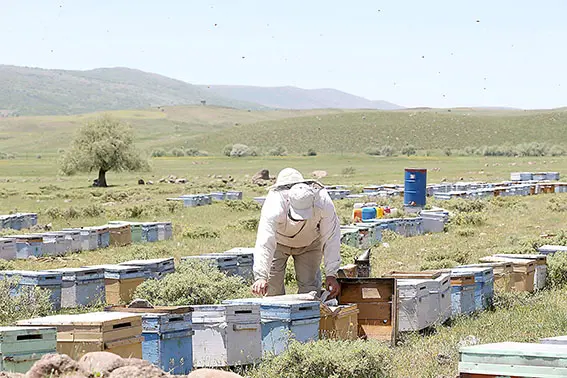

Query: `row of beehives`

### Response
(432, 181, 567, 200)
(340, 210, 450, 249)
(511, 171, 560, 181)
(167, 191, 243, 207)
(0, 212, 37, 231)
(0, 221, 173, 260)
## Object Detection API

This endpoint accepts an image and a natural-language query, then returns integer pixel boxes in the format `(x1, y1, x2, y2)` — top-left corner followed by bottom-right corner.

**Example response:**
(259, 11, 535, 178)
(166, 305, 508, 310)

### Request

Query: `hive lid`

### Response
(384, 270, 442, 279)
(105, 305, 193, 314)
(460, 342, 567, 359)
(17, 311, 141, 326)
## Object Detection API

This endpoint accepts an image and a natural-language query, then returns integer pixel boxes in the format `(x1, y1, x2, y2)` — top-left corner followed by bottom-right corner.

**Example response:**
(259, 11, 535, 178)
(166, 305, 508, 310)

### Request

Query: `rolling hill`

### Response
(199, 85, 403, 110)
(0, 65, 264, 116)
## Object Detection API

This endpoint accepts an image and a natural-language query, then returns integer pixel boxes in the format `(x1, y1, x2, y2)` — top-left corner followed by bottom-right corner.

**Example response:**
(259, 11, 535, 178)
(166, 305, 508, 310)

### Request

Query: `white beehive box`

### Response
(397, 279, 433, 332)
(192, 304, 262, 368)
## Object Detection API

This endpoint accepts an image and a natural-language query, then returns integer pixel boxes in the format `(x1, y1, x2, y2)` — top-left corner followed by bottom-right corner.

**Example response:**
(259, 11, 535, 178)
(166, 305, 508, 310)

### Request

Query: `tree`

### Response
(60, 116, 148, 187)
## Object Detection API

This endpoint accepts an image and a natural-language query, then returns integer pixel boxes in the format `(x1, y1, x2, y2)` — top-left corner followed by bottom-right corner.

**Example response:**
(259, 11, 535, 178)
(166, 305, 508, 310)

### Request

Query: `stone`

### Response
(311, 170, 327, 179)
(187, 369, 243, 378)
(78, 352, 126, 377)
(147, 180, 154, 185)
(108, 365, 167, 378)
(252, 169, 270, 181)
(26, 354, 86, 378)
(138, 179, 145, 185)
(175, 178, 187, 184)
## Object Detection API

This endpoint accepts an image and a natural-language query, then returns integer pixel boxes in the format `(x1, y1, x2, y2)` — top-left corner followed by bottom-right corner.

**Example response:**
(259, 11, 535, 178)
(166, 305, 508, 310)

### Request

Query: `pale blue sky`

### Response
(2, 0, 566, 108)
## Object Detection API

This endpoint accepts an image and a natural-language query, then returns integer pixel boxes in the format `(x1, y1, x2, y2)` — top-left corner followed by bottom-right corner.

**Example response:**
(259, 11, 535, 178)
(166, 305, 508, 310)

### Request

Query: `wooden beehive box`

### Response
(17, 312, 143, 360)
(479, 256, 535, 293)
(460, 262, 514, 293)
(0, 326, 57, 374)
(459, 342, 567, 377)
(494, 253, 547, 290)
(107, 224, 132, 247)
(88, 265, 148, 305)
(337, 277, 397, 344)
(319, 304, 359, 340)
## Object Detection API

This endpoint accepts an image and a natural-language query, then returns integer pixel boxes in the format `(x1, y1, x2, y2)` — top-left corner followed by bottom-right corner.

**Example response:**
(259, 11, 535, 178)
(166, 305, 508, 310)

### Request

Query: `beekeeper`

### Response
(252, 168, 341, 298)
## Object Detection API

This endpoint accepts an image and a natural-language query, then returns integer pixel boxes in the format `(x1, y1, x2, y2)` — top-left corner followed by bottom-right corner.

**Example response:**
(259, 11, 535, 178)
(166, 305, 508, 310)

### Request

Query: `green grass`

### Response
(0, 154, 566, 377)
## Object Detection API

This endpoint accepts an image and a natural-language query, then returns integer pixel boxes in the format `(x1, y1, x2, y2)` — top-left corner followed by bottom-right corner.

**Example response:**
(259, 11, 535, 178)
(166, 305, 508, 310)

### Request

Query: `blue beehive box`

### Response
(83, 226, 110, 248)
(226, 191, 243, 200)
(450, 272, 476, 316)
(0, 326, 57, 374)
(452, 267, 494, 310)
(140, 223, 159, 243)
(119, 258, 175, 280)
(6, 235, 43, 259)
(48, 267, 105, 308)
(181, 195, 199, 207)
(224, 248, 254, 283)
(106, 306, 194, 374)
(210, 192, 226, 201)
(0, 270, 62, 311)
(181, 255, 239, 276)
(224, 298, 320, 356)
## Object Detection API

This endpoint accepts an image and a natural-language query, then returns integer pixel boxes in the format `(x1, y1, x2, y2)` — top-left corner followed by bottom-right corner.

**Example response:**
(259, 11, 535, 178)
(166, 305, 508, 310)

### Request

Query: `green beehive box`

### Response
(459, 342, 567, 377)
(0, 326, 57, 373)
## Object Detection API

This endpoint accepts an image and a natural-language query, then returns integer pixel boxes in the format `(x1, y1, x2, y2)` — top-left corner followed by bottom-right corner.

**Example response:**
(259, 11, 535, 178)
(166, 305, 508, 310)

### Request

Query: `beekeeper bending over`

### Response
(252, 168, 342, 298)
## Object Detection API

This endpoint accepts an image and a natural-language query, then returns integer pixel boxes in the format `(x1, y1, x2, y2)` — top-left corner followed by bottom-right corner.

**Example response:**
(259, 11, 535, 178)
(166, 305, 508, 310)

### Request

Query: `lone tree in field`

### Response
(60, 116, 147, 187)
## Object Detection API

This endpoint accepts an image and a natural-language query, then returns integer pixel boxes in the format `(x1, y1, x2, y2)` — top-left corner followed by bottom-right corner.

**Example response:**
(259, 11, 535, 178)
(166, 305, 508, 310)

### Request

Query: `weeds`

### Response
(451, 212, 485, 226)
(182, 226, 220, 239)
(0, 277, 52, 325)
(224, 200, 261, 212)
(548, 197, 567, 212)
(443, 198, 486, 213)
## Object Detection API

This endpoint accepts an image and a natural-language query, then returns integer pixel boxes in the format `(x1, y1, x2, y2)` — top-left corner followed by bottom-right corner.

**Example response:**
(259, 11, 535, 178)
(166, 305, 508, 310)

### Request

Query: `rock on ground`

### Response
(0, 372, 25, 378)
(25, 354, 86, 378)
(187, 369, 243, 378)
(78, 352, 126, 376)
(108, 365, 168, 378)
(311, 170, 327, 179)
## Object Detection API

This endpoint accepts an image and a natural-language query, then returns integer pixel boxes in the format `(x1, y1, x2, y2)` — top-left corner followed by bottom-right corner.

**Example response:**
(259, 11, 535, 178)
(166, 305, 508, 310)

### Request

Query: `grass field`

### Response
(1, 105, 566, 156)
(1, 105, 567, 377)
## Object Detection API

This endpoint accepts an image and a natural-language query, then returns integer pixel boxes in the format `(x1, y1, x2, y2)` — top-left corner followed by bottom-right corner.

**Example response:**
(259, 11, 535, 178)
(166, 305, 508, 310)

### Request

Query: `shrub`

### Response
(547, 253, 567, 289)
(443, 148, 452, 156)
(222, 144, 233, 157)
(182, 226, 219, 239)
(451, 212, 485, 226)
(549, 145, 566, 156)
(249, 339, 392, 378)
(420, 259, 459, 270)
(0, 277, 52, 324)
(230, 144, 253, 157)
(268, 146, 288, 156)
(365, 145, 396, 157)
(81, 204, 104, 218)
(151, 149, 166, 157)
(401, 144, 417, 156)
(456, 228, 476, 237)
(171, 148, 185, 157)
(224, 200, 261, 212)
(342, 167, 356, 176)
(306, 148, 317, 156)
(233, 216, 260, 231)
(548, 198, 567, 212)
(184, 148, 200, 156)
(340, 244, 361, 264)
(134, 259, 249, 306)
(444, 199, 486, 213)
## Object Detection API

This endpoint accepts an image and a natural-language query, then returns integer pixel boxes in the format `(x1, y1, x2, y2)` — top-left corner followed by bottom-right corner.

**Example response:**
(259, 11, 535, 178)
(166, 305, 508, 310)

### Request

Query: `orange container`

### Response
(353, 209, 362, 222)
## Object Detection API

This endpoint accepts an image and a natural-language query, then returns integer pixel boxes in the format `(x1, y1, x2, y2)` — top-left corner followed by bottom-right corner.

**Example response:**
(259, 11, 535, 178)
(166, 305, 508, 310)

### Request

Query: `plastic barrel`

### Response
(404, 168, 427, 207)
(361, 207, 377, 221)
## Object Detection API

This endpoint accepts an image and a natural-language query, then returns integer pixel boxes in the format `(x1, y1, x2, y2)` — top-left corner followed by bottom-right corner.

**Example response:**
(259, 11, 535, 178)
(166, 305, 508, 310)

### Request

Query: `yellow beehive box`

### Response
(320, 304, 359, 340)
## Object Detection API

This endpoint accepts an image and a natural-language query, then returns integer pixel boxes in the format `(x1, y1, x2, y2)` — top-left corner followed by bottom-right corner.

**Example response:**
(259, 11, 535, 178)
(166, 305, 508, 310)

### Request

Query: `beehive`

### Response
(17, 312, 143, 360)
(106, 305, 194, 375)
(57, 230, 82, 253)
(223, 298, 320, 356)
(0, 238, 17, 260)
(0, 270, 62, 311)
(319, 304, 359, 340)
(479, 256, 535, 293)
(119, 258, 175, 280)
(452, 267, 494, 310)
(6, 235, 43, 259)
(155, 222, 173, 241)
(0, 326, 57, 373)
(397, 279, 434, 331)
(449, 272, 476, 316)
(107, 224, 132, 247)
(460, 262, 514, 293)
(538, 245, 567, 255)
(337, 278, 398, 344)
(494, 253, 547, 290)
(48, 267, 105, 308)
(41, 232, 71, 256)
(181, 255, 239, 276)
(192, 304, 262, 367)
(63, 228, 98, 251)
(140, 223, 159, 242)
(84, 226, 110, 249)
(89, 265, 148, 305)
(459, 342, 567, 377)
(223, 248, 254, 283)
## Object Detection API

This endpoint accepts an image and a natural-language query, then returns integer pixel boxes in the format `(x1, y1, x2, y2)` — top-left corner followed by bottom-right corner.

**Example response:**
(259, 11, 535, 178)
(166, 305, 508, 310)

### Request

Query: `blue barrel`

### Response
(361, 207, 377, 221)
(404, 168, 427, 207)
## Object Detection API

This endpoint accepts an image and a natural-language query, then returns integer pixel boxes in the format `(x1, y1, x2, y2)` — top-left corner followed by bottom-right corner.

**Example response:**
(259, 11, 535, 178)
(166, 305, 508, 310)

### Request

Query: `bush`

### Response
(182, 226, 220, 239)
(134, 259, 249, 306)
(451, 212, 485, 226)
(420, 259, 459, 270)
(268, 146, 288, 156)
(548, 198, 567, 212)
(0, 277, 52, 324)
(444, 199, 486, 213)
(224, 200, 261, 212)
(340, 244, 361, 264)
(222, 144, 233, 157)
(443, 148, 452, 156)
(456, 228, 476, 237)
(549, 145, 566, 156)
(81, 204, 104, 218)
(184, 148, 200, 156)
(401, 144, 417, 156)
(233, 216, 260, 231)
(230, 144, 253, 157)
(306, 148, 317, 156)
(171, 148, 185, 157)
(249, 339, 392, 378)
(151, 149, 166, 157)
(365, 145, 396, 157)
(547, 253, 567, 289)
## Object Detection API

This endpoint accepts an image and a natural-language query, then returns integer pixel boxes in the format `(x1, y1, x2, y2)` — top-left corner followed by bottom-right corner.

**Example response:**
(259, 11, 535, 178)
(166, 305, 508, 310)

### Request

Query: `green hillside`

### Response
(188, 108, 567, 153)
(0, 65, 264, 116)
